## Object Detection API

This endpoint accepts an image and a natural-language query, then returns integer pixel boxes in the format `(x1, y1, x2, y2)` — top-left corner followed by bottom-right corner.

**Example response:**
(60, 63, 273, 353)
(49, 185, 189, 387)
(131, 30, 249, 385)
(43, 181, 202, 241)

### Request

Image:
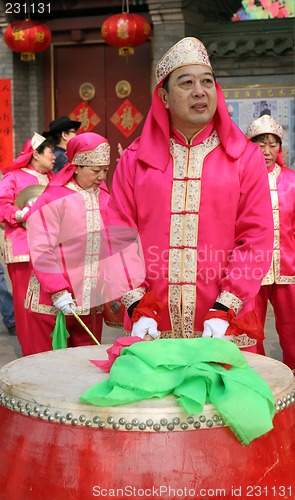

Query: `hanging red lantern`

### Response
(4, 19, 52, 61)
(101, 8, 151, 56)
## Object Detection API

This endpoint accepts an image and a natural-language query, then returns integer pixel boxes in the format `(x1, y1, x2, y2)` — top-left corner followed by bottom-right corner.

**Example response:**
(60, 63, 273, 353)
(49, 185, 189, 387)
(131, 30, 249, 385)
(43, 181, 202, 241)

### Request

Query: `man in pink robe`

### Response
(246, 115, 295, 370)
(107, 37, 274, 349)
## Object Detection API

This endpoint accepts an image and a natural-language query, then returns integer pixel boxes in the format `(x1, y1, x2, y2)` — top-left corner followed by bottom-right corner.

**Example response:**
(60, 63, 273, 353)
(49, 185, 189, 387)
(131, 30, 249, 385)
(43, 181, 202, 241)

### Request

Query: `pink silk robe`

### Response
(107, 122, 274, 347)
(0, 166, 50, 262)
(255, 163, 295, 369)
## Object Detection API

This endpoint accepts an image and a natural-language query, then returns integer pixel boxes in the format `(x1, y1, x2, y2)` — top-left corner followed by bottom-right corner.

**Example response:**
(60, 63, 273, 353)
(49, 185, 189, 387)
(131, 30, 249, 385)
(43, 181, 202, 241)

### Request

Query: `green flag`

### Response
(51, 311, 70, 350)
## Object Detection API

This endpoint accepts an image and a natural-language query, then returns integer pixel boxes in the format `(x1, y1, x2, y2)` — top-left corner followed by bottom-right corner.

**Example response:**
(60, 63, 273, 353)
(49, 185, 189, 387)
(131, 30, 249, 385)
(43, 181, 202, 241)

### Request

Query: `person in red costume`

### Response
(246, 115, 295, 371)
(106, 37, 274, 350)
(0, 133, 55, 354)
(24, 132, 110, 354)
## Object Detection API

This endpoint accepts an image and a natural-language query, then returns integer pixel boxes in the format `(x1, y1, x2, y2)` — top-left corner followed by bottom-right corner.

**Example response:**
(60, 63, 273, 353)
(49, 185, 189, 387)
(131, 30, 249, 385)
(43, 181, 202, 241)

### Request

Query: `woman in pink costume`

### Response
(25, 132, 110, 354)
(246, 115, 295, 371)
(0, 133, 54, 354)
(106, 37, 274, 351)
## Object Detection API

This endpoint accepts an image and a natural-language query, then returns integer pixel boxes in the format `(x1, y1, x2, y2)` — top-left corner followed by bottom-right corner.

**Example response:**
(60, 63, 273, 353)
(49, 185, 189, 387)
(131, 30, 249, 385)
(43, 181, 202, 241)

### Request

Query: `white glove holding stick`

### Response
(53, 292, 77, 315)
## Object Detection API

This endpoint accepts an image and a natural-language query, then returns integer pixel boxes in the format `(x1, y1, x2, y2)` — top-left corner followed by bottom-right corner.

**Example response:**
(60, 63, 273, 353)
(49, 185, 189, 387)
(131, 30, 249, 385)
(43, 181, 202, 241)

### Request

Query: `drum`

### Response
(102, 300, 124, 328)
(0, 346, 294, 500)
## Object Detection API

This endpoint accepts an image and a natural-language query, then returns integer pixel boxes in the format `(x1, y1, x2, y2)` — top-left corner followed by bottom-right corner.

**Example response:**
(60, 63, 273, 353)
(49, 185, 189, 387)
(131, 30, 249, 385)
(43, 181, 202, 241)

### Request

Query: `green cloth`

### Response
(51, 311, 70, 350)
(80, 338, 275, 445)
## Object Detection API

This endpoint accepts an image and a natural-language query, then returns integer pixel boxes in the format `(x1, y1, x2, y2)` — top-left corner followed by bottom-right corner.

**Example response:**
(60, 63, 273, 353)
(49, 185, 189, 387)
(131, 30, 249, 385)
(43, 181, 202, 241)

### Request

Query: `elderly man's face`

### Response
(158, 65, 217, 141)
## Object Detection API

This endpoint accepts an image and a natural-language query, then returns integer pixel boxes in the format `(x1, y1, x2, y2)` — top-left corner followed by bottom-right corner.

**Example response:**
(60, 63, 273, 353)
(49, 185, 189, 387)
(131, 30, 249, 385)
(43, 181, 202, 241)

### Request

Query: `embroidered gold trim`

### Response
(262, 164, 295, 285)
(3, 238, 29, 264)
(21, 168, 50, 186)
(216, 291, 243, 315)
(72, 142, 110, 166)
(121, 287, 146, 310)
(168, 132, 220, 337)
(51, 290, 68, 302)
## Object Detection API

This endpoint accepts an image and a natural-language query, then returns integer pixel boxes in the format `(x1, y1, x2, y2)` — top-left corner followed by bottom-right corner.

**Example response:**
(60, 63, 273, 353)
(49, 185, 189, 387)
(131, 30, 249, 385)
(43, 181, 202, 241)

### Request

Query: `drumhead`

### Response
(0, 346, 294, 432)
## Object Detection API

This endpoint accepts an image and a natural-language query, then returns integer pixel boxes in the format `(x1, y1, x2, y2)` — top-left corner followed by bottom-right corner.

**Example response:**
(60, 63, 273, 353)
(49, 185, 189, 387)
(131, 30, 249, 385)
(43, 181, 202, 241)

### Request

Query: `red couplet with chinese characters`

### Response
(0, 346, 294, 500)
(0, 79, 13, 171)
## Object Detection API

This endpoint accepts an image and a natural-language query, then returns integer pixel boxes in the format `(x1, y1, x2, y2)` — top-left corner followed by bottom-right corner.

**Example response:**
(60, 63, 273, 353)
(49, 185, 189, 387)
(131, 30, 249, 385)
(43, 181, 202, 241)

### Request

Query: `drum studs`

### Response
(20, 407, 25, 414)
(71, 418, 79, 426)
(160, 418, 168, 427)
(93, 416, 100, 424)
(55, 411, 61, 419)
(79, 415, 86, 422)
(131, 419, 139, 426)
(60, 416, 67, 424)
(113, 423, 120, 430)
(125, 423, 133, 430)
(107, 416, 114, 424)
(275, 405, 281, 412)
(17, 400, 23, 408)
(99, 422, 106, 428)
(212, 415, 220, 422)
(25, 403, 31, 410)
(167, 423, 174, 430)
(277, 399, 282, 406)
(172, 417, 180, 425)
(38, 412, 44, 419)
(146, 419, 153, 427)
(139, 423, 146, 430)
(44, 408, 50, 416)
(48, 415, 55, 422)
(85, 420, 92, 427)
(11, 398, 16, 405)
(66, 413, 73, 420)
(180, 422, 189, 430)
(34, 405, 40, 413)
(199, 415, 206, 423)
(153, 423, 161, 431)
(28, 410, 34, 417)
(194, 421, 201, 429)
(187, 416, 194, 424)
(119, 418, 127, 425)
(206, 420, 213, 428)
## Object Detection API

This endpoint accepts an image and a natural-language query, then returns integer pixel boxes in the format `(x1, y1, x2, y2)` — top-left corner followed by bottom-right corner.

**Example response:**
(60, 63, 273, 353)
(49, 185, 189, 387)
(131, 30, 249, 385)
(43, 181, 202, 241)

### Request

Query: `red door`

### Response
(44, 41, 151, 187)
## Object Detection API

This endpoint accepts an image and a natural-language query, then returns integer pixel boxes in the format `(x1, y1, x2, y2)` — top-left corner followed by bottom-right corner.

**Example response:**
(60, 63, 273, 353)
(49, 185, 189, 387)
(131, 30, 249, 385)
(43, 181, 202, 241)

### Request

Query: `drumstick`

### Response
(70, 308, 100, 345)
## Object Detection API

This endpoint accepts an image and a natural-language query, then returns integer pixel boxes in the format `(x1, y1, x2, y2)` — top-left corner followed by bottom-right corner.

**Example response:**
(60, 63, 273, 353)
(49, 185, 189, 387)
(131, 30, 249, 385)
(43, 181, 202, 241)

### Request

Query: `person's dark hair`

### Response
(251, 133, 282, 147)
(35, 140, 52, 154)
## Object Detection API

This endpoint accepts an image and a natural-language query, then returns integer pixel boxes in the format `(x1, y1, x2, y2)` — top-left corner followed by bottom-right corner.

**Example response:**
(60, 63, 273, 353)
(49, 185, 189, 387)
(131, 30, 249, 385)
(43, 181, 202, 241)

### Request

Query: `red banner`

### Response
(0, 79, 13, 171)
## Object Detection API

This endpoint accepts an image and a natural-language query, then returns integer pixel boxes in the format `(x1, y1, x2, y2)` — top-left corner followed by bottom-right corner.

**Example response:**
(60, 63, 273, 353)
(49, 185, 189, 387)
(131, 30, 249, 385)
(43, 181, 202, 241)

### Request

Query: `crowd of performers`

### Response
(0, 37, 294, 372)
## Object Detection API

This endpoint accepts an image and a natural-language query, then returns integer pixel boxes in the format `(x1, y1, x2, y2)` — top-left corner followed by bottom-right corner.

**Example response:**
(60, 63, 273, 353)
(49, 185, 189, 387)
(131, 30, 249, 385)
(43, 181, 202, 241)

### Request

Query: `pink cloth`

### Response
(107, 79, 274, 339)
(26, 182, 109, 309)
(91, 336, 143, 372)
(3, 138, 34, 173)
(269, 164, 295, 278)
(50, 132, 110, 187)
(7, 262, 31, 356)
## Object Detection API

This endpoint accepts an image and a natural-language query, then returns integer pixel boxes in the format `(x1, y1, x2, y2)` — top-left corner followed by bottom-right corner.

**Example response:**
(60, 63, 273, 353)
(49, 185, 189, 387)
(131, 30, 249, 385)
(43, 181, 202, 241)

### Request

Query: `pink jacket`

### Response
(25, 181, 109, 315)
(107, 122, 274, 342)
(262, 163, 295, 284)
(0, 167, 50, 263)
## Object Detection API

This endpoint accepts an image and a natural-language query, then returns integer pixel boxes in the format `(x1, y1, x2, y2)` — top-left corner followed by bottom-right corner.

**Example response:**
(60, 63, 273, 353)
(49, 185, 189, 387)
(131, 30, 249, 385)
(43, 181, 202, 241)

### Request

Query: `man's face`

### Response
(158, 65, 217, 141)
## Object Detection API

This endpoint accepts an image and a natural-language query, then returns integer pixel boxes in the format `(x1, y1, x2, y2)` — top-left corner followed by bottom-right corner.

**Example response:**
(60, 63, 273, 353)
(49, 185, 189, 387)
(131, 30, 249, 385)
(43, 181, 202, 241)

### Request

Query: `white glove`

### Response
(53, 292, 77, 315)
(202, 317, 233, 341)
(131, 316, 161, 340)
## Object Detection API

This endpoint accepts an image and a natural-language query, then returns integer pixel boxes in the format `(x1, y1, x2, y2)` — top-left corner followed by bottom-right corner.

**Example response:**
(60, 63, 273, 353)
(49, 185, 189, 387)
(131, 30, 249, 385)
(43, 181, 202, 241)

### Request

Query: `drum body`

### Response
(0, 346, 294, 500)
(102, 300, 124, 328)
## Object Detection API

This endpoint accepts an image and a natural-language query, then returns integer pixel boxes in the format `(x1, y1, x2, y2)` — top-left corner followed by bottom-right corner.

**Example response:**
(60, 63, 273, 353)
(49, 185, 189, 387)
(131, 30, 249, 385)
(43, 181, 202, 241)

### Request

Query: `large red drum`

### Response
(0, 346, 294, 500)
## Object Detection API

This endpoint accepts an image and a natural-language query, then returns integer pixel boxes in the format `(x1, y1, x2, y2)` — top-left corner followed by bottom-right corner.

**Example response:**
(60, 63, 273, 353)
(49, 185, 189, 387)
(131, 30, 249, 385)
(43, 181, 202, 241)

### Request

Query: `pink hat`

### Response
(50, 132, 110, 186)
(3, 132, 46, 172)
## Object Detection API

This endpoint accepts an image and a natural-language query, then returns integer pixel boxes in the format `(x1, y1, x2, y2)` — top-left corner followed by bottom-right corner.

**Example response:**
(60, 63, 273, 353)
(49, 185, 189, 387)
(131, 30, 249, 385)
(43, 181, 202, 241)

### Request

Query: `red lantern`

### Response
(101, 12, 151, 56)
(4, 19, 52, 61)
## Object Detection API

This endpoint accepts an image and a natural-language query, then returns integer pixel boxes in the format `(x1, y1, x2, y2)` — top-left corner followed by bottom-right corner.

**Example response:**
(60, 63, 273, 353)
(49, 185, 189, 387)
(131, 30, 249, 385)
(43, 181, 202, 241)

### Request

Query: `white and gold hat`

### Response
(246, 115, 284, 141)
(156, 37, 212, 84)
(31, 132, 47, 150)
(72, 142, 110, 166)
